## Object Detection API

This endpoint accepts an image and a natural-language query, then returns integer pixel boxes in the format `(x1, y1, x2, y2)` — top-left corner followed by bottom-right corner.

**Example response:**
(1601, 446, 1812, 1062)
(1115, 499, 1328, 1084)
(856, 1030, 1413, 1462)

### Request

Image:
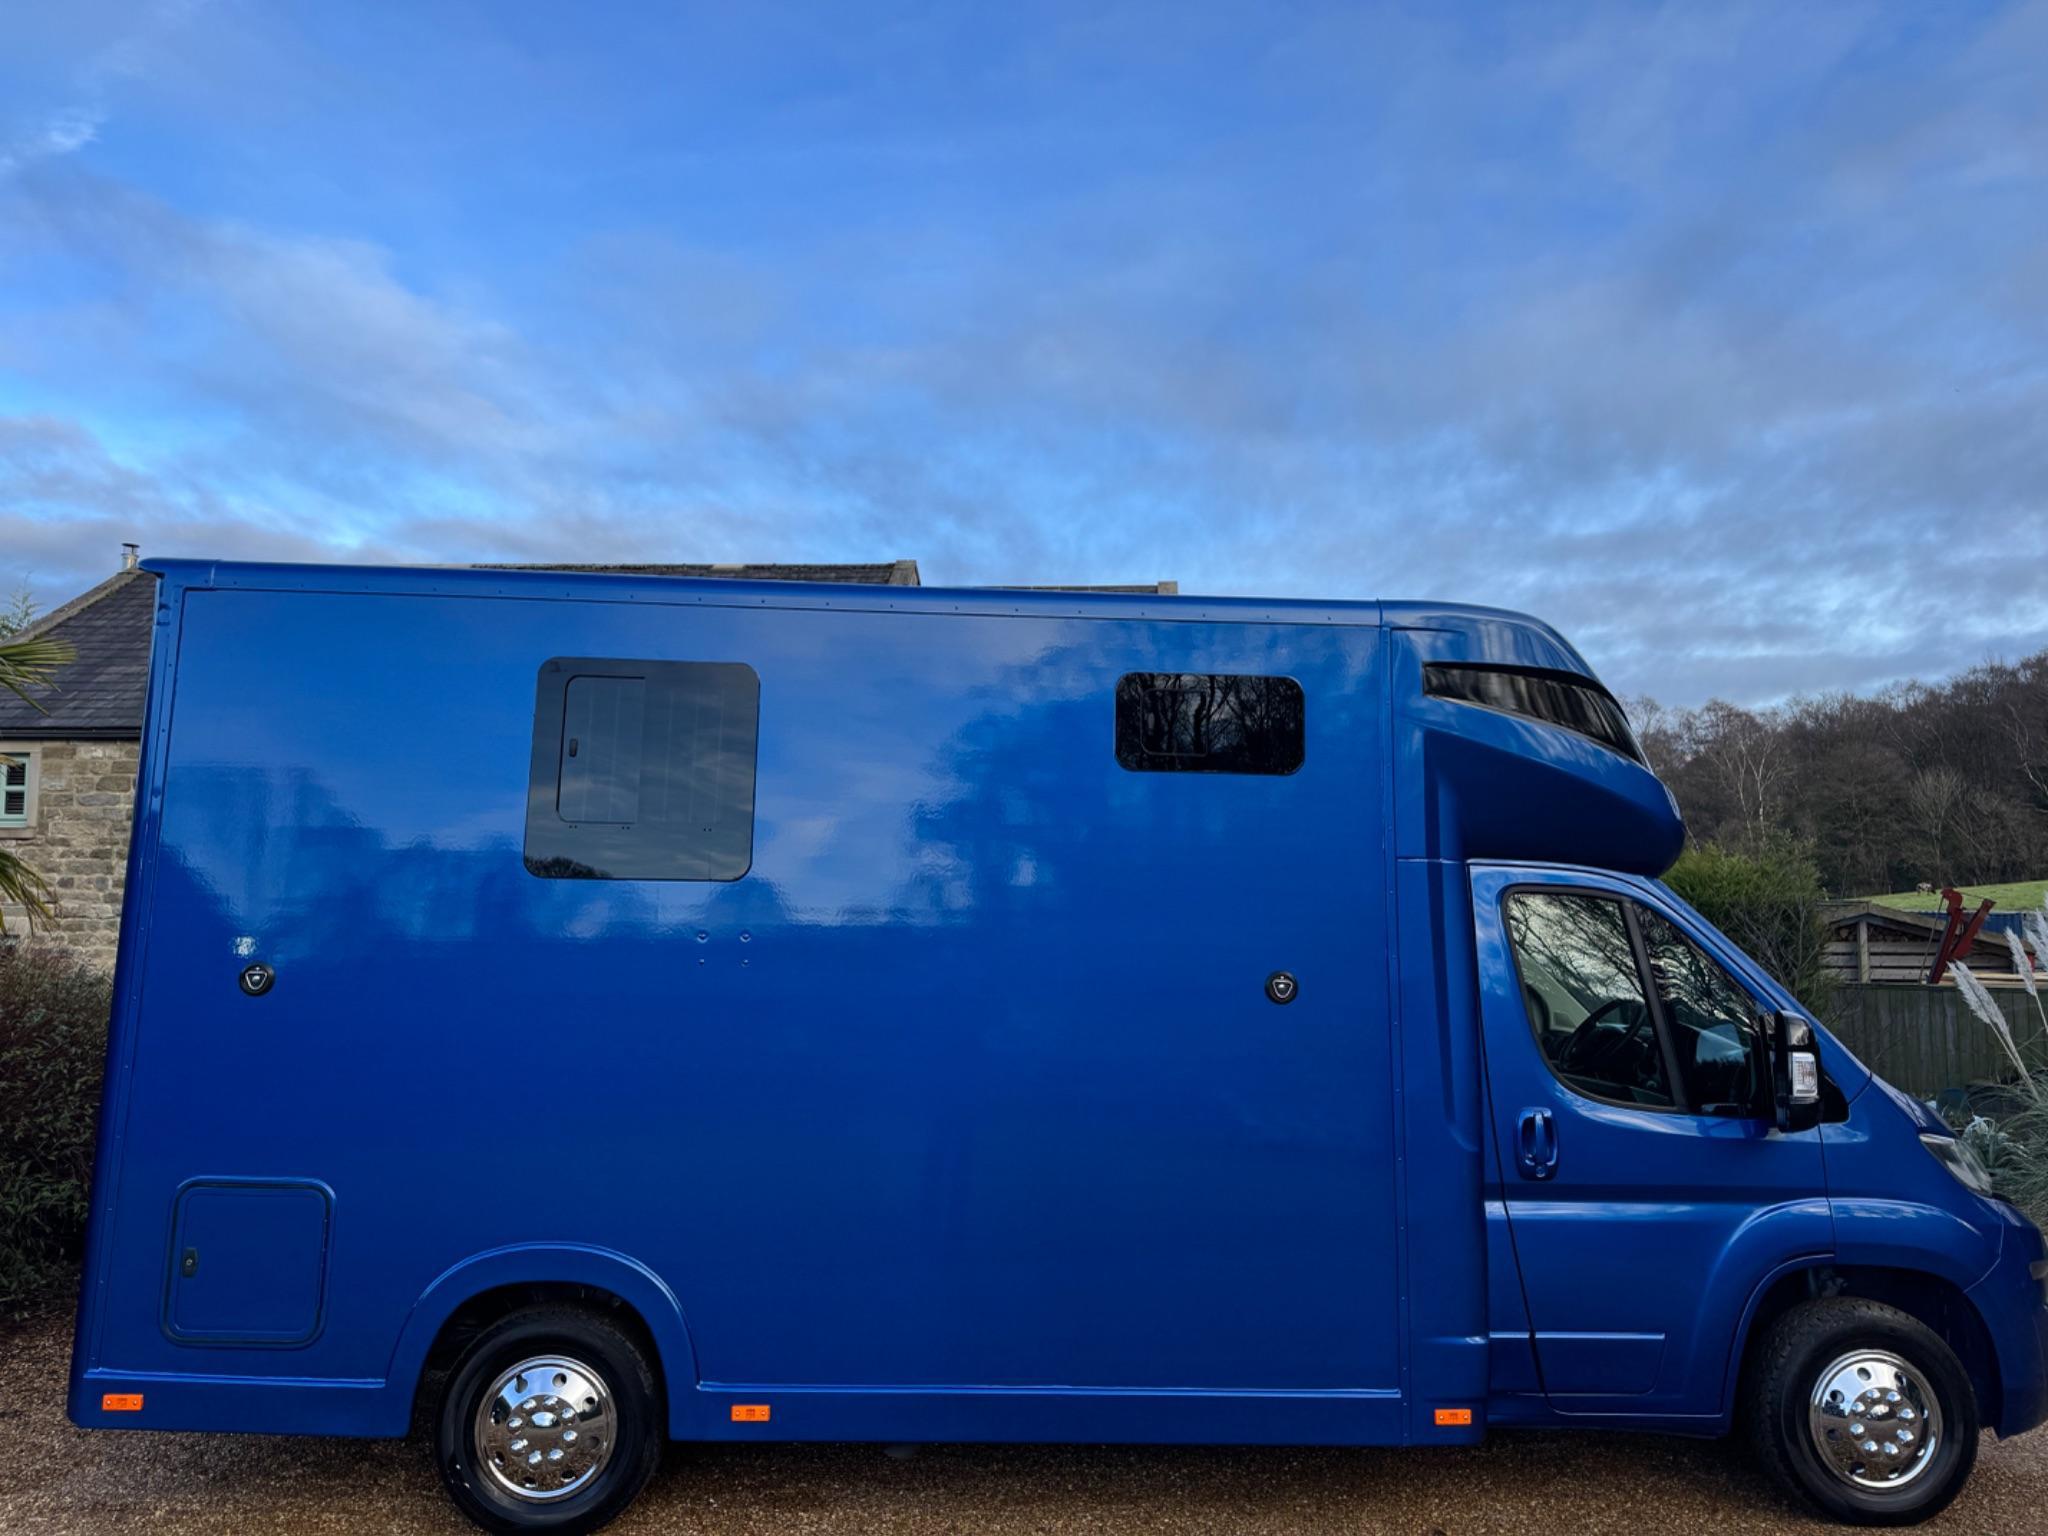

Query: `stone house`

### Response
(0, 555, 157, 967)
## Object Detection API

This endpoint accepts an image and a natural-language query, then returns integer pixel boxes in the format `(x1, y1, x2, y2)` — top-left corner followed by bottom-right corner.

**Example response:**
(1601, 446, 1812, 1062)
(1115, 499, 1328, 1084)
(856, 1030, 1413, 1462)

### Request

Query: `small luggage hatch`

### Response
(164, 1181, 332, 1346)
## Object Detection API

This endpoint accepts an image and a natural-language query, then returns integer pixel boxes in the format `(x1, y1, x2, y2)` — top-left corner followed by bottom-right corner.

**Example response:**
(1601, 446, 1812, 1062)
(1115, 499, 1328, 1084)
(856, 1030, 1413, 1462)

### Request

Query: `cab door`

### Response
(1472, 864, 1832, 1420)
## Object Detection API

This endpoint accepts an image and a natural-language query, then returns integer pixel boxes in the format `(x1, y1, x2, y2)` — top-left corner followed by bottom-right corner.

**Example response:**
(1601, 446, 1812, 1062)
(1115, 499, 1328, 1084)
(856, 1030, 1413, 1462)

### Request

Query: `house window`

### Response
(524, 659, 760, 881)
(0, 747, 37, 831)
(1114, 673, 1305, 775)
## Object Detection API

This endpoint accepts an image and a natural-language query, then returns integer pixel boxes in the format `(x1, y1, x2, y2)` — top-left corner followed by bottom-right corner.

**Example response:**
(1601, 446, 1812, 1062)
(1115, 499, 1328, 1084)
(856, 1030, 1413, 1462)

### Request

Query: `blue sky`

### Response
(2, 1, 2045, 705)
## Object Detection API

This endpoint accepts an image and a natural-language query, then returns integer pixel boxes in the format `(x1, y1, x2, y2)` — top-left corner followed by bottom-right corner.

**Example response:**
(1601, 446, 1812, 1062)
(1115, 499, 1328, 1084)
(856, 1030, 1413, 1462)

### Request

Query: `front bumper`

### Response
(1967, 1203, 2048, 1438)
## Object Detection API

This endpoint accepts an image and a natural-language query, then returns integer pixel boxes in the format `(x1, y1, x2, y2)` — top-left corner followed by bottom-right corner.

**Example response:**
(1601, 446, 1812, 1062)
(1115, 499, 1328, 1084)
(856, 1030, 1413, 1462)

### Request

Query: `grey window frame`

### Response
(0, 744, 41, 838)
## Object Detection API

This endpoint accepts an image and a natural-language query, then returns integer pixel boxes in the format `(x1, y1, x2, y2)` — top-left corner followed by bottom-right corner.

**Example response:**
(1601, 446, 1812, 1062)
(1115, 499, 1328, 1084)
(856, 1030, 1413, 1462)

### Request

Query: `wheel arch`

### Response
(391, 1244, 699, 1437)
(1729, 1263, 2001, 1431)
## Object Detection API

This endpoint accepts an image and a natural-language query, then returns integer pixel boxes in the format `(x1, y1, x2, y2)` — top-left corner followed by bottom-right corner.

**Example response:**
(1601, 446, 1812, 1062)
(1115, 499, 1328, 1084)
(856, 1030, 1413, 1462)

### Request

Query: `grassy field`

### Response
(1869, 879, 2048, 913)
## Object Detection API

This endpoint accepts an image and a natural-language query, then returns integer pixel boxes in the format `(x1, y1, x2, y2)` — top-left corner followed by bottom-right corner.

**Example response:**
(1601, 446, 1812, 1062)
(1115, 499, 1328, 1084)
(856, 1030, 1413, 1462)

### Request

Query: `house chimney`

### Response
(121, 542, 140, 571)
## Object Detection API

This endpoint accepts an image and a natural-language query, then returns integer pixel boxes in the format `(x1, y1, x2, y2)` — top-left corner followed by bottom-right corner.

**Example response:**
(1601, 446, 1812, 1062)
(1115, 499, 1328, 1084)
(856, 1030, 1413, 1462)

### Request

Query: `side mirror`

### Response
(1770, 1011, 1822, 1133)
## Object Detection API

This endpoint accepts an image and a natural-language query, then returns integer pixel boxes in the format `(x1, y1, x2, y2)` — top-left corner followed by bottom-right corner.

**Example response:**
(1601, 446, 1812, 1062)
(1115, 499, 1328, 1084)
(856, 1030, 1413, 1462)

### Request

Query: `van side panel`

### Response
(73, 582, 1401, 1439)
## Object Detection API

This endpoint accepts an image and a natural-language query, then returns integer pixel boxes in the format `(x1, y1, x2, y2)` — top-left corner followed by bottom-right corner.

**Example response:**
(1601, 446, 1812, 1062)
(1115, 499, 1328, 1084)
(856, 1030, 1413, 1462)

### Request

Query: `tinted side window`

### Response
(1506, 892, 1673, 1107)
(1115, 673, 1304, 775)
(525, 658, 759, 881)
(1640, 910, 1766, 1116)
(1423, 663, 1643, 764)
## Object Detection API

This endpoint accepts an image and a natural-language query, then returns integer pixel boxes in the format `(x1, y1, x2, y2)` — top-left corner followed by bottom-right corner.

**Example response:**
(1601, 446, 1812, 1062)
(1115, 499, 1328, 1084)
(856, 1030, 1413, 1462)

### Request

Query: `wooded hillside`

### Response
(1632, 649, 2048, 899)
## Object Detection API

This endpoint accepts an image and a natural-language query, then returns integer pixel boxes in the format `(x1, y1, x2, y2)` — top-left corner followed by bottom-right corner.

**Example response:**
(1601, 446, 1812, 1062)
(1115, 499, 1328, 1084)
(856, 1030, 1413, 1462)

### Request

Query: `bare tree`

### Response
(1689, 700, 1790, 848)
(1905, 766, 1967, 885)
(1647, 646, 2048, 895)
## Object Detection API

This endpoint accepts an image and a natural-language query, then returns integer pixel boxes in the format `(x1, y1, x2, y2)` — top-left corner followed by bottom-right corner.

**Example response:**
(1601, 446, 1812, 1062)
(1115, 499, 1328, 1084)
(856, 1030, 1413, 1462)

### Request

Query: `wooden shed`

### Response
(1820, 901, 2021, 985)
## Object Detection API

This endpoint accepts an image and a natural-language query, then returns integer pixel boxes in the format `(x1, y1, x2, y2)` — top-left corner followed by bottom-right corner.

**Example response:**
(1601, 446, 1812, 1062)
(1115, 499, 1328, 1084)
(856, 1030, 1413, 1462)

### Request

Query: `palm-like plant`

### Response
(0, 633, 76, 932)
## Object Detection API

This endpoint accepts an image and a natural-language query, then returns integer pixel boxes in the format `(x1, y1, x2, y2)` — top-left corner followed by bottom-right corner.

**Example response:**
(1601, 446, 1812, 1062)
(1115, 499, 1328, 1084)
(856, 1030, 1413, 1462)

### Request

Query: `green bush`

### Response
(1990, 1100, 2048, 1229)
(0, 942, 110, 1302)
(1663, 838, 1835, 1014)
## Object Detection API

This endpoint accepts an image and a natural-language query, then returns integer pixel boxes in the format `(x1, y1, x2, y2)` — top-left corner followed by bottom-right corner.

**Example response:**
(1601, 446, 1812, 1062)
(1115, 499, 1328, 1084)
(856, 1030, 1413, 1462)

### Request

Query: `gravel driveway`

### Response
(10, 1306, 2044, 1535)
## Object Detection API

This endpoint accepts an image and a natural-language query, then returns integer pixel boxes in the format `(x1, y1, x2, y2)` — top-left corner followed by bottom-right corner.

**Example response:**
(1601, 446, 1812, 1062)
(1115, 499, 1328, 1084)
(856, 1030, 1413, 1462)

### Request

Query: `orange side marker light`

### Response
(1434, 1407, 1473, 1426)
(730, 1403, 771, 1423)
(102, 1393, 144, 1412)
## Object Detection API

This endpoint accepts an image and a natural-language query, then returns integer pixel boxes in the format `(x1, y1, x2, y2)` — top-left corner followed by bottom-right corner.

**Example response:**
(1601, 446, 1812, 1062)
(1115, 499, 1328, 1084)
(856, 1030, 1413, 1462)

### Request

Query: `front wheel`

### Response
(435, 1305, 664, 1535)
(1746, 1297, 1979, 1526)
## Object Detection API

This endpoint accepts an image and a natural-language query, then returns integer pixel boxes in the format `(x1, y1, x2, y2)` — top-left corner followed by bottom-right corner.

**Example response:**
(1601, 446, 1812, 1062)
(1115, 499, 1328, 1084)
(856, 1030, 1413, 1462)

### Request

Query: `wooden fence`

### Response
(1824, 983, 2047, 1100)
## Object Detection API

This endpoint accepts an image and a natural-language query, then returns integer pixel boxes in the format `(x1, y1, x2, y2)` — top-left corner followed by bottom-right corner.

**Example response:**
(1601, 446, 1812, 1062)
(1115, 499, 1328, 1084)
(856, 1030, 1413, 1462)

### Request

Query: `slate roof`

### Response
(0, 570, 158, 741)
(479, 561, 921, 586)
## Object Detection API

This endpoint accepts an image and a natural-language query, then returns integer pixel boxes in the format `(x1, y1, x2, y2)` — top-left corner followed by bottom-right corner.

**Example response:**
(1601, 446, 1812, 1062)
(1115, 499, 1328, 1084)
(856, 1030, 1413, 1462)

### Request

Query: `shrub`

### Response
(0, 942, 110, 1302)
(1663, 838, 1835, 1014)
(1995, 1099, 2048, 1229)
(1953, 908, 2048, 1224)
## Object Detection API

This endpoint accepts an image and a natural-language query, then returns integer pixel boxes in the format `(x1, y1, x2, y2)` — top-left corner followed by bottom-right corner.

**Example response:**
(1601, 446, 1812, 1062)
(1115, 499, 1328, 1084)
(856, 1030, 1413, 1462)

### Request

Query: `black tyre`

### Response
(1746, 1297, 1978, 1526)
(435, 1305, 664, 1535)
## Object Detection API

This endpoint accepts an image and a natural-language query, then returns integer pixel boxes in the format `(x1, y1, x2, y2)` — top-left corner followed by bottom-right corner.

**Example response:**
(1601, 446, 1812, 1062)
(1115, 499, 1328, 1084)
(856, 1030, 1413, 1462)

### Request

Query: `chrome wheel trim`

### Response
(473, 1354, 617, 1503)
(1807, 1348, 1943, 1492)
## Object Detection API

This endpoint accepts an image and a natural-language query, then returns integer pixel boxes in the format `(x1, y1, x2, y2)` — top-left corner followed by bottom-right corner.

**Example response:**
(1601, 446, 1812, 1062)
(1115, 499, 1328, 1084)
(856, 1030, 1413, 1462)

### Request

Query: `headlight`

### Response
(1921, 1132, 1997, 1197)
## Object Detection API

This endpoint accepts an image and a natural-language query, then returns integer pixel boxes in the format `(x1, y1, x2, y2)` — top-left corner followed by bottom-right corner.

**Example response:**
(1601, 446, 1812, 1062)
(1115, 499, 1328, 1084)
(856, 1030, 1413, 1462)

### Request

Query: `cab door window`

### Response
(1639, 909, 1767, 1116)
(1505, 892, 1673, 1108)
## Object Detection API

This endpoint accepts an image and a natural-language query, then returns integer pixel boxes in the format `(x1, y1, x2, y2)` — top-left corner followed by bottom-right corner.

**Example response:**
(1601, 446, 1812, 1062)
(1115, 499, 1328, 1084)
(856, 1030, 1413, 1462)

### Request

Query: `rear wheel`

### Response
(1746, 1297, 1978, 1525)
(435, 1306, 663, 1535)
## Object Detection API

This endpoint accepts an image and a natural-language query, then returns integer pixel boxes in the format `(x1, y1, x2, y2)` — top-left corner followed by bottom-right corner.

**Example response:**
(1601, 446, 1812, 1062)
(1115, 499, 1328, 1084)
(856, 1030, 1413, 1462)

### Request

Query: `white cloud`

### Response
(0, 0, 211, 180)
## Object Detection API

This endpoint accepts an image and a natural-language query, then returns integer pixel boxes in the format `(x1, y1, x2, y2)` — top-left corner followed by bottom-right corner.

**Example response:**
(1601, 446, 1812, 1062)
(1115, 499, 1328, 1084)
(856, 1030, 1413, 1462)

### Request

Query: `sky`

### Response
(1, 1, 2045, 706)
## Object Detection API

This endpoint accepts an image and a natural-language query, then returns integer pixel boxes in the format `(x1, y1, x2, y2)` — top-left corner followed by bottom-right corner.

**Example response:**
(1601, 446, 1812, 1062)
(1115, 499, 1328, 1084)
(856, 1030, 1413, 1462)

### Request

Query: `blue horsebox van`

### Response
(68, 561, 2047, 1532)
